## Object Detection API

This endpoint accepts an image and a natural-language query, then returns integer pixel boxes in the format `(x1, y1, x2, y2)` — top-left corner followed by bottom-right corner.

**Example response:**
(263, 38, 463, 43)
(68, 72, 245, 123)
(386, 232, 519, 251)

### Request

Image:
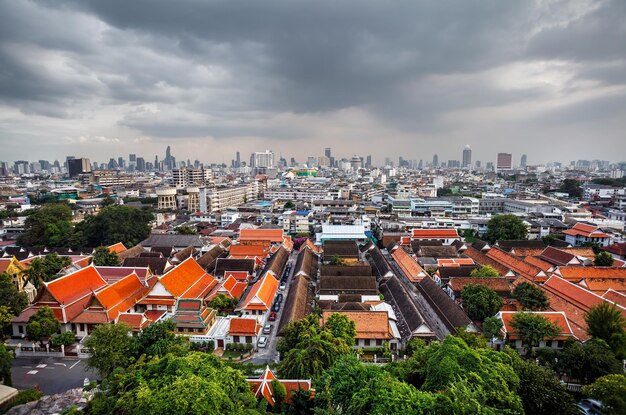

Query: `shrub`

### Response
(3, 388, 43, 411)
(50, 331, 76, 347)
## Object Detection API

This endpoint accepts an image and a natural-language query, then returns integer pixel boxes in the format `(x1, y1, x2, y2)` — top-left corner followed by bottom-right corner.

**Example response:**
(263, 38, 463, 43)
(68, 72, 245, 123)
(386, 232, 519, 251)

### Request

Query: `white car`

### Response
(258, 336, 268, 348)
(263, 324, 273, 335)
(279, 283, 286, 291)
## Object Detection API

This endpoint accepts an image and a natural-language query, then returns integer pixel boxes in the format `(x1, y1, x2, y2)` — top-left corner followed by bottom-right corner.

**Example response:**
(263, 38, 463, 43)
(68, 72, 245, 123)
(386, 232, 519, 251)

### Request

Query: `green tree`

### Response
(135, 320, 189, 358)
(483, 214, 528, 244)
(582, 374, 626, 415)
(0, 273, 27, 316)
(421, 336, 523, 413)
(88, 353, 261, 415)
(271, 378, 287, 406)
(73, 205, 152, 248)
(0, 306, 14, 340)
(0, 343, 14, 386)
(17, 203, 74, 247)
(50, 331, 76, 347)
(277, 314, 321, 356)
(547, 338, 623, 384)
(460, 284, 503, 322)
(278, 331, 350, 379)
(26, 306, 60, 344)
(512, 282, 549, 310)
(324, 313, 357, 346)
(510, 312, 559, 355)
(508, 351, 578, 415)
(91, 246, 120, 266)
(483, 316, 504, 341)
(469, 265, 500, 278)
(558, 179, 582, 198)
(208, 294, 238, 312)
(594, 251, 615, 266)
(460, 229, 477, 243)
(283, 200, 295, 210)
(176, 225, 197, 235)
(84, 323, 136, 377)
(26, 253, 72, 288)
(585, 302, 626, 358)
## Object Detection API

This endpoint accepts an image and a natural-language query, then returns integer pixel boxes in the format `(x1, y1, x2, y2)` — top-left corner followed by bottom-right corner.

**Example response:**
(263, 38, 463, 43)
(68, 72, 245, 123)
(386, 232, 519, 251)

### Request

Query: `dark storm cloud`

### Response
(0, 0, 625, 162)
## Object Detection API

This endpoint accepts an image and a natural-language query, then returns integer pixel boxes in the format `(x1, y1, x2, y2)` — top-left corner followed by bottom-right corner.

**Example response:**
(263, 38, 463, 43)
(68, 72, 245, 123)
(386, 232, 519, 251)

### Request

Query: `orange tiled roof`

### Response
(322, 310, 394, 340)
(486, 248, 546, 281)
(237, 273, 279, 311)
(448, 277, 511, 294)
(229, 245, 267, 259)
(247, 367, 313, 407)
(563, 223, 610, 238)
(391, 248, 427, 283)
(542, 276, 611, 313)
(437, 258, 475, 267)
(463, 247, 511, 276)
(117, 313, 150, 331)
(499, 311, 575, 341)
(159, 257, 217, 299)
(45, 265, 108, 305)
(602, 289, 626, 308)
(239, 229, 284, 243)
(94, 273, 148, 320)
(107, 242, 127, 254)
(411, 229, 460, 239)
(523, 256, 554, 272)
(229, 317, 261, 336)
(556, 266, 626, 280)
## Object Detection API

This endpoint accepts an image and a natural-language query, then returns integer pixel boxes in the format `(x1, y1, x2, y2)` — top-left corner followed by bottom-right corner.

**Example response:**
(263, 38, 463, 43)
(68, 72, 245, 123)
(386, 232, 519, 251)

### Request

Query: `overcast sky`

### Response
(1, 0, 625, 166)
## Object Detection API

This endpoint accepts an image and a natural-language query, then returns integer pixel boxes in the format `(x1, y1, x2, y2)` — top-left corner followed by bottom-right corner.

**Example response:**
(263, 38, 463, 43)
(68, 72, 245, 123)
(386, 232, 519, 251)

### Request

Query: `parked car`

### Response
(279, 282, 286, 291)
(576, 399, 603, 415)
(263, 324, 273, 334)
(258, 336, 267, 348)
(272, 302, 280, 312)
(268, 312, 277, 321)
(276, 293, 283, 303)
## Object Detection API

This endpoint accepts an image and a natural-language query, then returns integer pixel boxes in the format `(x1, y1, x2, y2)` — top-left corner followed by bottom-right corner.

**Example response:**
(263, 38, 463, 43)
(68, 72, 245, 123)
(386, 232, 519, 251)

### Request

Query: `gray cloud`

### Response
(0, 0, 624, 164)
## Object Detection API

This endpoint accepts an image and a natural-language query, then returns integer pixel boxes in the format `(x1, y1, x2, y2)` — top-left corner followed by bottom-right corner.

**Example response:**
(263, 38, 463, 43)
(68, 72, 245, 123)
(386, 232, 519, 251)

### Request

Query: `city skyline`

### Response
(1, 1, 625, 164)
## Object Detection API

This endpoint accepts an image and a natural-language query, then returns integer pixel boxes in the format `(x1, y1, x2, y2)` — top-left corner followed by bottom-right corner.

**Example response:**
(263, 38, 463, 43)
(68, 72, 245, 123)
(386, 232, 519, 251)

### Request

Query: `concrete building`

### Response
(496, 153, 513, 171)
(157, 187, 178, 210)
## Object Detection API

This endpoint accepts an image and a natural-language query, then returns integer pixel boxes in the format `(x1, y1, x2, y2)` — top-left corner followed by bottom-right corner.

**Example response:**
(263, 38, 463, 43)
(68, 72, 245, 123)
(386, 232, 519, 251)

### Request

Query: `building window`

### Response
(376, 339, 382, 346)
(18, 325, 24, 334)
(246, 336, 252, 344)
(545, 340, 552, 348)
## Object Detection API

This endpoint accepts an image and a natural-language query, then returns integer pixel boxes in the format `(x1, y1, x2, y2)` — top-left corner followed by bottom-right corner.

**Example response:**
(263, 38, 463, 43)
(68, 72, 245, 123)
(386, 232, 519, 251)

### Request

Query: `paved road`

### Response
(249, 251, 299, 364)
(12, 357, 98, 395)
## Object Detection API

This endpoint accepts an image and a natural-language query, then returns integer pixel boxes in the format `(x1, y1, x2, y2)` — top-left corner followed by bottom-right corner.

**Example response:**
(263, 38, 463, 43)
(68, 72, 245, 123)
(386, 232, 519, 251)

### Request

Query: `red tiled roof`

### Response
(603, 243, 626, 257)
(237, 273, 279, 311)
(117, 313, 150, 331)
(94, 273, 148, 320)
(562, 223, 610, 238)
(523, 256, 553, 272)
(499, 311, 575, 341)
(391, 248, 426, 283)
(463, 247, 511, 276)
(45, 266, 107, 305)
(247, 367, 313, 407)
(229, 245, 267, 259)
(538, 247, 581, 266)
(239, 229, 284, 243)
(229, 317, 261, 336)
(322, 310, 394, 340)
(95, 266, 151, 284)
(602, 289, 626, 308)
(448, 277, 511, 294)
(542, 276, 611, 313)
(107, 242, 127, 254)
(578, 278, 626, 294)
(411, 229, 460, 239)
(437, 258, 475, 267)
(486, 248, 546, 281)
(556, 267, 626, 280)
(159, 257, 217, 299)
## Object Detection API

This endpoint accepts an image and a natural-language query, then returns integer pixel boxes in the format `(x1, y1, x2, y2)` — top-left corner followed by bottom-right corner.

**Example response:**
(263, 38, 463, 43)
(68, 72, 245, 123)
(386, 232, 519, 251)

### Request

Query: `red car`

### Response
(268, 312, 277, 321)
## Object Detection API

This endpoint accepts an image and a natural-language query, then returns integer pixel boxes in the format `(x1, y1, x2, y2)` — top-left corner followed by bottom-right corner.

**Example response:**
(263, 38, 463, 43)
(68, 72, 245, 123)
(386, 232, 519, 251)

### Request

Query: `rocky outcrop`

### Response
(5, 388, 87, 415)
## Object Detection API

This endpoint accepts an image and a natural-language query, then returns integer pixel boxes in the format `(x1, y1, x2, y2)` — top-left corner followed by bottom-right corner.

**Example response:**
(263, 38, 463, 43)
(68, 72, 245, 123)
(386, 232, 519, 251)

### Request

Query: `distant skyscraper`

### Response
(520, 154, 527, 168)
(129, 154, 136, 162)
(325, 147, 331, 158)
(432, 154, 439, 168)
(251, 150, 274, 168)
(496, 153, 513, 171)
(462, 145, 472, 168)
(68, 158, 91, 177)
(366, 155, 372, 168)
(136, 157, 146, 172)
(235, 151, 241, 168)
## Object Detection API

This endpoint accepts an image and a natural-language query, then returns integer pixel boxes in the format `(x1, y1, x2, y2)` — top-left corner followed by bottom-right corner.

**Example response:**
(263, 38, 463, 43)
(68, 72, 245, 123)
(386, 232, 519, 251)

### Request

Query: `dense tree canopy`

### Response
(26, 306, 61, 343)
(512, 282, 549, 311)
(510, 312, 559, 355)
(582, 374, 626, 415)
(584, 302, 626, 358)
(483, 214, 528, 243)
(324, 313, 357, 346)
(594, 251, 615, 266)
(0, 272, 28, 315)
(135, 320, 189, 358)
(91, 246, 120, 266)
(460, 284, 502, 322)
(17, 203, 73, 247)
(73, 206, 152, 247)
(558, 179, 582, 199)
(508, 350, 577, 415)
(482, 316, 504, 341)
(88, 353, 262, 415)
(26, 253, 72, 288)
(469, 265, 499, 278)
(85, 323, 137, 377)
(0, 343, 13, 386)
